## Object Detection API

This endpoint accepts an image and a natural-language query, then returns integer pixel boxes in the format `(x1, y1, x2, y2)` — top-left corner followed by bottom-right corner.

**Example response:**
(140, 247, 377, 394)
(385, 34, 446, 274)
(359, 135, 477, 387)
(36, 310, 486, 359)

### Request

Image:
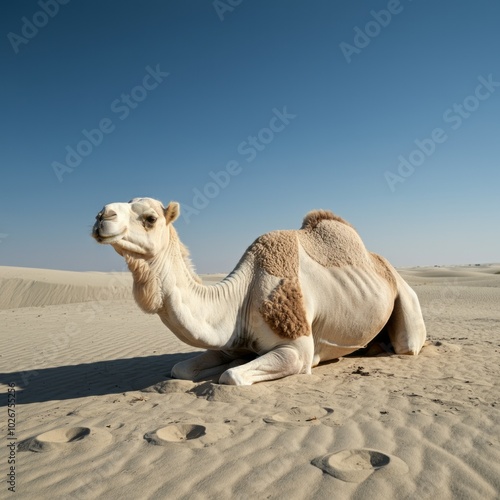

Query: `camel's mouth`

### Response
(92, 228, 127, 244)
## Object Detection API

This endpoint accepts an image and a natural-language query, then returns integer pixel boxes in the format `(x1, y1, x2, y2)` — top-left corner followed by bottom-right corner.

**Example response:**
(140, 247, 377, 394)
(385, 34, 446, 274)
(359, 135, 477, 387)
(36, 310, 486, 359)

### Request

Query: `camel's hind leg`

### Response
(387, 274, 426, 355)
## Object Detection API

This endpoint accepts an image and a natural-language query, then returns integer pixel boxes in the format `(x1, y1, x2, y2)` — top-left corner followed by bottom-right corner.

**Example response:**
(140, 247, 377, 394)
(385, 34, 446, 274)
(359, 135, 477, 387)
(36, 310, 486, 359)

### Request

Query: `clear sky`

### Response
(1, 0, 499, 273)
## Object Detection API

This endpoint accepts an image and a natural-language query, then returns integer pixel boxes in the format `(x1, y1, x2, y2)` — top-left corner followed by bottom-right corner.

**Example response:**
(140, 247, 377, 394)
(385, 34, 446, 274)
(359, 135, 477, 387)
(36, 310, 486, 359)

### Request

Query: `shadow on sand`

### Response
(0, 352, 198, 406)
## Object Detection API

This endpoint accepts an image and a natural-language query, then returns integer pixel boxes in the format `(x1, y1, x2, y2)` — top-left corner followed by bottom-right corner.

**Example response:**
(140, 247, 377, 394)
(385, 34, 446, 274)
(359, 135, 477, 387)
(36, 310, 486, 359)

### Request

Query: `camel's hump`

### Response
(301, 210, 354, 231)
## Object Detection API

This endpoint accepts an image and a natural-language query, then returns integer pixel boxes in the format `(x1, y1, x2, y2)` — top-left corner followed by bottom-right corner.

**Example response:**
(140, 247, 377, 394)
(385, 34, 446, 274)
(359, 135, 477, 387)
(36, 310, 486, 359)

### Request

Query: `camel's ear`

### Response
(164, 202, 180, 225)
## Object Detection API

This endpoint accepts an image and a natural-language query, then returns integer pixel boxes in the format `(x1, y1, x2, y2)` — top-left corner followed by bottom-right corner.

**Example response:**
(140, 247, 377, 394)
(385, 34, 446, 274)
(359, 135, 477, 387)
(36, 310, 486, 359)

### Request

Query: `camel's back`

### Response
(246, 210, 371, 277)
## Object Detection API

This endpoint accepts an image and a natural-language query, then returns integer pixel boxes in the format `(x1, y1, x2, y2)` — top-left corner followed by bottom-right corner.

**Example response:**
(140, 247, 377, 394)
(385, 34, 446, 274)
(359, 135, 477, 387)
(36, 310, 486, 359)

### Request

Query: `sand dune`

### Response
(0, 267, 133, 309)
(1, 265, 500, 499)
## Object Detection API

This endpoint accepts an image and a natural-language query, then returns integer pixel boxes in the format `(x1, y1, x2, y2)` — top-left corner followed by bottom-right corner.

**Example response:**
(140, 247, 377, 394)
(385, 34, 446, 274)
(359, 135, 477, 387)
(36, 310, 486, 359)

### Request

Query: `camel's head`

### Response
(92, 197, 180, 258)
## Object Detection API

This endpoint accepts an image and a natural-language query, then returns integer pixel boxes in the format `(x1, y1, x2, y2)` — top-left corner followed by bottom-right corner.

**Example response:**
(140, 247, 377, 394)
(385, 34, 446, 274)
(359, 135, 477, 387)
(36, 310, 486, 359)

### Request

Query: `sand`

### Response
(1, 264, 499, 499)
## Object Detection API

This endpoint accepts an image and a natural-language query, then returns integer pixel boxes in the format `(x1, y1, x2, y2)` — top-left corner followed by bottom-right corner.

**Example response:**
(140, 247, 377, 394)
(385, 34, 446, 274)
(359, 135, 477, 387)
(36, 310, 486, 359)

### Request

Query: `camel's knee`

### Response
(171, 360, 195, 380)
(391, 328, 425, 356)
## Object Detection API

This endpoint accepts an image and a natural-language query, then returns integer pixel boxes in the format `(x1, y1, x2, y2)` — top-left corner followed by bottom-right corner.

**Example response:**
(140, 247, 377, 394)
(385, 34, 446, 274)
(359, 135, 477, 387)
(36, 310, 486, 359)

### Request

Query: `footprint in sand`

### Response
(264, 405, 333, 426)
(144, 422, 233, 448)
(144, 424, 206, 444)
(312, 448, 409, 483)
(18, 426, 112, 453)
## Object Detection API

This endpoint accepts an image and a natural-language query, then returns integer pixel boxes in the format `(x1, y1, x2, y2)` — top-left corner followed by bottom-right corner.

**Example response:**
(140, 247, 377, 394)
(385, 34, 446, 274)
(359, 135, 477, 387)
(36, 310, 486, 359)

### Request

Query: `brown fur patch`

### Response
(370, 253, 397, 295)
(260, 278, 310, 339)
(248, 231, 299, 279)
(298, 219, 369, 268)
(125, 255, 163, 313)
(301, 210, 354, 230)
(249, 231, 309, 339)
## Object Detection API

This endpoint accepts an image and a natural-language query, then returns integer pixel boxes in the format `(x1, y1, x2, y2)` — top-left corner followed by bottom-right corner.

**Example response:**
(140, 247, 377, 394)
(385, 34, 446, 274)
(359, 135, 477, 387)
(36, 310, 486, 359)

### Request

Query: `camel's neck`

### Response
(126, 225, 253, 350)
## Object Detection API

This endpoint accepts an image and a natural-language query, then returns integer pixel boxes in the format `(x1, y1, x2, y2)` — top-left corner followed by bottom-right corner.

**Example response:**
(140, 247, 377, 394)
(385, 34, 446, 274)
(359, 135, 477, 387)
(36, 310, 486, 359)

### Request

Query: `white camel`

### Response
(92, 198, 426, 386)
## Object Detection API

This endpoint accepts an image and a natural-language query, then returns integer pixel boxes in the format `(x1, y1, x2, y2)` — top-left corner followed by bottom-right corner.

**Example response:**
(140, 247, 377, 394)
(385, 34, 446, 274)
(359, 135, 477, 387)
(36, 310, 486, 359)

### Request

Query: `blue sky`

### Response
(1, 0, 499, 273)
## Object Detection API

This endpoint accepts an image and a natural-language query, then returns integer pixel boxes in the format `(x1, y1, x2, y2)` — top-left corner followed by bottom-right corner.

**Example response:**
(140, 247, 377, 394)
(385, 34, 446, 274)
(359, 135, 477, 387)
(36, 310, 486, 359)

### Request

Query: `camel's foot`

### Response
(171, 350, 244, 382)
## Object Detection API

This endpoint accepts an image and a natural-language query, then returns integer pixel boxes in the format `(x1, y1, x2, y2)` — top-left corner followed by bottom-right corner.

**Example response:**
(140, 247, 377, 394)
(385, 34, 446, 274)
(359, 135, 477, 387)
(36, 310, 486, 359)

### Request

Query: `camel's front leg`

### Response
(171, 350, 247, 382)
(219, 337, 314, 386)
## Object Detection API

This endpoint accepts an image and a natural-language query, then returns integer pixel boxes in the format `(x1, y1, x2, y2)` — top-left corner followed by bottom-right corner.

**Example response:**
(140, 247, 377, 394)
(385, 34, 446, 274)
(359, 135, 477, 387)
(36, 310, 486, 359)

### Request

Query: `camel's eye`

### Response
(145, 215, 157, 224)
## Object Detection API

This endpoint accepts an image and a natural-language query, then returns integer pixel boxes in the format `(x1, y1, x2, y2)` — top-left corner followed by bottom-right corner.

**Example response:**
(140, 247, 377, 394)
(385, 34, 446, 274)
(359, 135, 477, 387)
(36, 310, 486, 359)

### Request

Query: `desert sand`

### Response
(1, 264, 499, 499)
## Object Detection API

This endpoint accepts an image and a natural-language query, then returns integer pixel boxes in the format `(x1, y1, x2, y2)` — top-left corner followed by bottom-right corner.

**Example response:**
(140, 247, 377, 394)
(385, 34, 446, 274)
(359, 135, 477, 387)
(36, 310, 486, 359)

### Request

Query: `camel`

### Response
(92, 197, 426, 386)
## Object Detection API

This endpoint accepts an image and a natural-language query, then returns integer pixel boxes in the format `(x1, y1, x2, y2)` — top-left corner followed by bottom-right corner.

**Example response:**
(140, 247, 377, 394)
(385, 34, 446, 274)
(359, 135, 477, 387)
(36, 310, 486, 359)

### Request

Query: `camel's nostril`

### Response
(100, 209, 117, 221)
